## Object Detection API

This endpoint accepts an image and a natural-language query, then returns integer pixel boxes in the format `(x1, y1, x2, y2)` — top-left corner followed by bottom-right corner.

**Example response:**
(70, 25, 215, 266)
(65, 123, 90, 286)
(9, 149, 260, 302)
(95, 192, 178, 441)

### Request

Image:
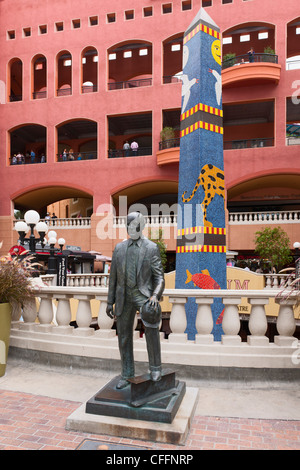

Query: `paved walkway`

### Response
(0, 361, 300, 450)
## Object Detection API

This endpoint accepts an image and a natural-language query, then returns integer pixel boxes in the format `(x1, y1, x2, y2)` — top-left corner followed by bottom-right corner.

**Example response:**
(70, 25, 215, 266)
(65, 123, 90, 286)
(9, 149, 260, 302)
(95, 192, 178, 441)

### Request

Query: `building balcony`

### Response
(157, 139, 180, 166)
(222, 54, 281, 88)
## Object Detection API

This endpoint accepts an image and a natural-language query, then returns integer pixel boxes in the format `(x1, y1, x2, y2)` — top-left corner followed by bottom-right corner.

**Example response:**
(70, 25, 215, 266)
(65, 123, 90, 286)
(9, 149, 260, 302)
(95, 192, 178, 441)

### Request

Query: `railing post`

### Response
(19, 298, 38, 331)
(73, 295, 94, 336)
(274, 299, 296, 346)
(247, 298, 269, 345)
(221, 297, 241, 344)
(195, 297, 214, 344)
(55, 295, 73, 334)
(168, 296, 188, 342)
(95, 295, 116, 338)
(37, 295, 54, 332)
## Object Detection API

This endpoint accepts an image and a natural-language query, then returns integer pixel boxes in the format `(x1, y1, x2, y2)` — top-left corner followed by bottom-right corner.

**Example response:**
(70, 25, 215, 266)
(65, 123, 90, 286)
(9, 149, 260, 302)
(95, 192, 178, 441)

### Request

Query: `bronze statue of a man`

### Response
(106, 212, 165, 389)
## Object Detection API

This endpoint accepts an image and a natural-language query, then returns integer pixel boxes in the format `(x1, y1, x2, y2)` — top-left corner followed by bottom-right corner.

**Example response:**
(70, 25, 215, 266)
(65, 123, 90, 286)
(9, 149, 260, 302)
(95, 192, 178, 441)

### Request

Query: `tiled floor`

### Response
(0, 389, 299, 450)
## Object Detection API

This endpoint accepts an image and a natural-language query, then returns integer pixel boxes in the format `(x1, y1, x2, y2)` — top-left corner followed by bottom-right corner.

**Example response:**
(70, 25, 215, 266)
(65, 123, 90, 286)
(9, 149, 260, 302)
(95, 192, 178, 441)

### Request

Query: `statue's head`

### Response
(126, 212, 145, 240)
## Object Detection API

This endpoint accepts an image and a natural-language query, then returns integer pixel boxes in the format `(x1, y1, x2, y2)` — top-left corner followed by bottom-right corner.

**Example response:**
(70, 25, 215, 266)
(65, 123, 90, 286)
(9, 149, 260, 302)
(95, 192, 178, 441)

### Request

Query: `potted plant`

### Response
(263, 46, 276, 63)
(160, 127, 175, 149)
(222, 52, 236, 69)
(0, 249, 36, 376)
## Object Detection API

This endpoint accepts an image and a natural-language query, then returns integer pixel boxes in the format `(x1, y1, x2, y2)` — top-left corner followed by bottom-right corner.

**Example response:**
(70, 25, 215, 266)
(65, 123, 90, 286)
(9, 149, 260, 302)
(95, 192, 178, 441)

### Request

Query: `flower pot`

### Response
(0, 303, 12, 377)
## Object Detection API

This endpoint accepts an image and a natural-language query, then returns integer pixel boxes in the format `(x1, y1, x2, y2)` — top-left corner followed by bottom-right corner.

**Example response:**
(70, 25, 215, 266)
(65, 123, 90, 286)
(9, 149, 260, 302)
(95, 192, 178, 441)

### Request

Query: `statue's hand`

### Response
(106, 304, 114, 319)
(149, 295, 159, 308)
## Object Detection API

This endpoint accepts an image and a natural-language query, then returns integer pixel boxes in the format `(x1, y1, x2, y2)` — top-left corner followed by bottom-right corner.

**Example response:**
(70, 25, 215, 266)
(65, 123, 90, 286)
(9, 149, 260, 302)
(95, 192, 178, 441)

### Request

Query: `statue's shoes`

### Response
(150, 370, 162, 382)
(116, 378, 130, 389)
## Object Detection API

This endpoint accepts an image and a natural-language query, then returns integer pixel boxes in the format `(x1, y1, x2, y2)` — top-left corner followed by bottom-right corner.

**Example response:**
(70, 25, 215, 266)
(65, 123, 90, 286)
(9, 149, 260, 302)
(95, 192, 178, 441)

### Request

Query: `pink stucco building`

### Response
(0, 0, 299, 264)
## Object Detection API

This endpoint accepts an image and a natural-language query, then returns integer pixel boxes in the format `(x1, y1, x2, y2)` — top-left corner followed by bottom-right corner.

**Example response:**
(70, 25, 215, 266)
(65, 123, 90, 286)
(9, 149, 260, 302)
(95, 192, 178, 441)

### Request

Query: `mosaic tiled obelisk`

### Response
(175, 8, 226, 340)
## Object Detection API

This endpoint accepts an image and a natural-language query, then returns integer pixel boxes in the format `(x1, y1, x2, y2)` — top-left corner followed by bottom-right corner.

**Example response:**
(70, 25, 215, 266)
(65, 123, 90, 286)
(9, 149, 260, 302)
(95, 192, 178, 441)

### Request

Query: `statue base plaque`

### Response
(85, 369, 185, 424)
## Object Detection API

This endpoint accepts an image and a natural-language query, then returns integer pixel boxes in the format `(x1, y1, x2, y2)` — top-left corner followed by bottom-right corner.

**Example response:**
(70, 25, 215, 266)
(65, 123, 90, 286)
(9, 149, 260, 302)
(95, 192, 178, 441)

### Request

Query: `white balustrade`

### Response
(274, 299, 296, 346)
(195, 297, 214, 344)
(55, 295, 73, 334)
(168, 295, 188, 342)
(229, 210, 300, 225)
(73, 295, 93, 336)
(247, 297, 269, 345)
(37, 295, 54, 332)
(10, 286, 300, 370)
(20, 298, 38, 331)
(221, 296, 241, 344)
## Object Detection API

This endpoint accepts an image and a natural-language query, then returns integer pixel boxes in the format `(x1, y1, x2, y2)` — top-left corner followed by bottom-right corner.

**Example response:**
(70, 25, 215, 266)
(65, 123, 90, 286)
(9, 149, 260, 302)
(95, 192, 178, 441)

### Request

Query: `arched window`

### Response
(81, 47, 98, 93)
(9, 58, 23, 102)
(108, 40, 152, 90)
(56, 51, 72, 96)
(287, 18, 300, 70)
(32, 54, 47, 99)
(162, 33, 184, 83)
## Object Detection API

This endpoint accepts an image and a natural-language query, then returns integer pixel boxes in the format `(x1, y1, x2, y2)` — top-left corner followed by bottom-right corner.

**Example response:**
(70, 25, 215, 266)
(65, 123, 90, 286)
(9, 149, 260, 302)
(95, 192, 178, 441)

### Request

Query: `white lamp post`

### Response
(15, 210, 48, 252)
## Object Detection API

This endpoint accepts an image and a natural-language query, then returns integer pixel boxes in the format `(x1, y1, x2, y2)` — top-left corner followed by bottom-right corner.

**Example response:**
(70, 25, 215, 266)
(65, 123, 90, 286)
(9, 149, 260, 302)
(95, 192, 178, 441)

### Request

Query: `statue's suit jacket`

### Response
(107, 237, 165, 316)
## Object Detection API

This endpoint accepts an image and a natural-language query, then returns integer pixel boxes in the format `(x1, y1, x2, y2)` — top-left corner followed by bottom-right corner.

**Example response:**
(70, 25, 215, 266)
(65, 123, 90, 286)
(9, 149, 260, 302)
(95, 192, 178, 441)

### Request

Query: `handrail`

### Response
(228, 210, 300, 224)
(108, 146, 152, 158)
(159, 138, 180, 150)
(57, 151, 97, 161)
(224, 138, 274, 150)
(222, 53, 278, 70)
(108, 78, 152, 90)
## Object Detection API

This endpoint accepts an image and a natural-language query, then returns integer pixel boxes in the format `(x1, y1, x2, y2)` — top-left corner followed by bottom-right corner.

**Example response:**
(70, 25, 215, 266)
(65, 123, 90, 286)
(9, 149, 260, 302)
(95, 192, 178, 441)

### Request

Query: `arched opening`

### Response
(286, 17, 300, 70)
(9, 58, 23, 102)
(228, 173, 300, 213)
(56, 119, 97, 161)
(108, 40, 152, 89)
(56, 50, 72, 96)
(32, 54, 47, 99)
(222, 22, 276, 67)
(112, 179, 178, 271)
(9, 124, 47, 165)
(162, 33, 184, 83)
(81, 47, 98, 93)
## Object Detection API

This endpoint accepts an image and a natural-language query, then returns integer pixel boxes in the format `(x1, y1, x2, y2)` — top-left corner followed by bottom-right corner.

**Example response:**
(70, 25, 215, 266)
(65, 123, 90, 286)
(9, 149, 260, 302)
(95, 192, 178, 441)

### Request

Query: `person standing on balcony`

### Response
(106, 212, 165, 390)
(130, 140, 138, 156)
(248, 47, 255, 63)
(123, 140, 130, 157)
(30, 149, 35, 164)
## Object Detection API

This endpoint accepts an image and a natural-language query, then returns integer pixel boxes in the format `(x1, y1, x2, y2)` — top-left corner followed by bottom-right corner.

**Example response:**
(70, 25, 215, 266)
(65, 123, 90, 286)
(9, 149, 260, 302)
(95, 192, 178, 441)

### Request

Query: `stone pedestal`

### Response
(66, 369, 199, 445)
(85, 369, 185, 424)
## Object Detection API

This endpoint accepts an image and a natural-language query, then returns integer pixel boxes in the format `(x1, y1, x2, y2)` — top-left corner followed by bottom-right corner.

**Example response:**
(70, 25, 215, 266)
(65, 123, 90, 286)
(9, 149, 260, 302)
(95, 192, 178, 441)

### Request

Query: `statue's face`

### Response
(127, 213, 144, 240)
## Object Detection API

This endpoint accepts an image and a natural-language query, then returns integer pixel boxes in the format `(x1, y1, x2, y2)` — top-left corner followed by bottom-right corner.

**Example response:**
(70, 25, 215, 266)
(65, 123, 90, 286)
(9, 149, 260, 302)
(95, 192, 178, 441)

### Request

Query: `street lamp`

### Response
(15, 211, 66, 276)
(15, 210, 48, 252)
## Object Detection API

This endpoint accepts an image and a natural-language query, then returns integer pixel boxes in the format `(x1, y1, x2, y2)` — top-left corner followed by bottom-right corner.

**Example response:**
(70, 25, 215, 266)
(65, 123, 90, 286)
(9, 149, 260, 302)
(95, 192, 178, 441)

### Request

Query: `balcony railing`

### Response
(163, 75, 182, 84)
(159, 138, 180, 150)
(108, 78, 152, 90)
(229, 210, 300, 225)
(224, 138, 274, 150)
(9, 286, 299, 371)
(57, 151, 97, 161)
(32, 91, 47, 99)
(57, 87, 72, 96)
(82, 85, 98, 94)
(13, 217, 91, 229)
(222, 53, 278, 70)
(108, 147, 152, 158)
